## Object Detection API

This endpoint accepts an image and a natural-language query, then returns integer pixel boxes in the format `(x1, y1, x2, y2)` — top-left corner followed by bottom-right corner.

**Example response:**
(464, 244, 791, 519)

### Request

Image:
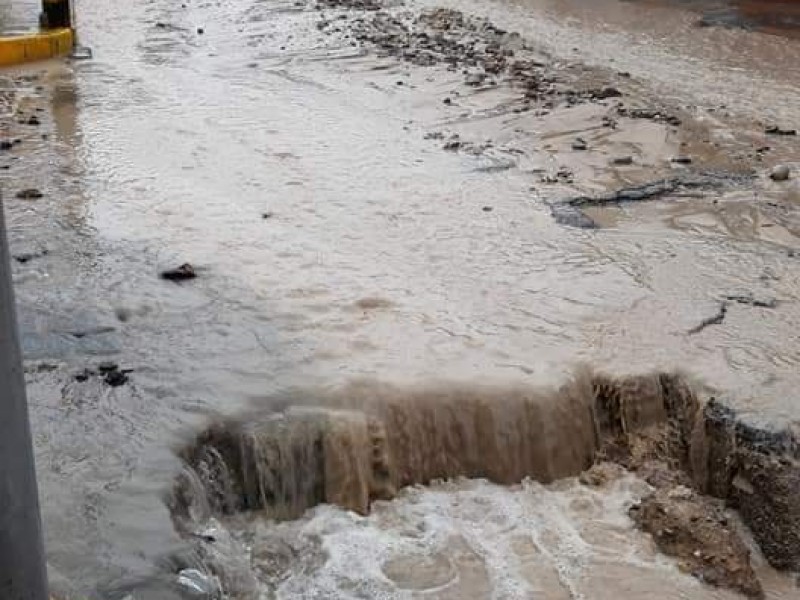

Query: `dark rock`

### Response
(197, 27, 204, 35)
(443, 97, 452, 105)
(590, 86, 622, 100)
(765, 125, 796, 136)
(601, 116, 618, 129)
(442, 140, 461, 151)
(0, 140, 13, 150)
(26, 115, 40, 126)
(74, 369, 92, 382)
(160, 263, 197, 281)
(571, 138, 588, 151)
(671, 156, 693, 165)
(611, 156, 633, 166)
(482, 206, 493, 212)
(104, 370, 129, 387)
(261, 212, 274, 219)
(15, 188, 43, 199)
(97, 361, 119, 373)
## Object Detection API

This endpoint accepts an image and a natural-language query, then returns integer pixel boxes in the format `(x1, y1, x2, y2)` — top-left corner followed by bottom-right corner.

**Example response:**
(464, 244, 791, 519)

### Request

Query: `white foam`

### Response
(195, 474, 793, 599)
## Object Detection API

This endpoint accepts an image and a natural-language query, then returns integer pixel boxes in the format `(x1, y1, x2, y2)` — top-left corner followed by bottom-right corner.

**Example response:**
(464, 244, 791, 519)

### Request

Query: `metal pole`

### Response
(40, 0, 72, 29)
(0, 196, 48, 600)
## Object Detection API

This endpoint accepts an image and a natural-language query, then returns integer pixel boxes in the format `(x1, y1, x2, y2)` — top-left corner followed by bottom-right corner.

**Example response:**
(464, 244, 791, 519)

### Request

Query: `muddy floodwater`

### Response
(2, 0, 800, 598)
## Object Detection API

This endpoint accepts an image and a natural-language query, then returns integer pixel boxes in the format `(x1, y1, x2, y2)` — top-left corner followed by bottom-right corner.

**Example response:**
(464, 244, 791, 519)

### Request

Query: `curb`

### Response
(0, 28, 73, 67)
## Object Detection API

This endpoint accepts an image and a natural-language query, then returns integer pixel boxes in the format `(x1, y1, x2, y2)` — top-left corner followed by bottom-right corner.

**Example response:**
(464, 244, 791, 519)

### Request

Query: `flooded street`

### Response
(2, 0, 800, 597)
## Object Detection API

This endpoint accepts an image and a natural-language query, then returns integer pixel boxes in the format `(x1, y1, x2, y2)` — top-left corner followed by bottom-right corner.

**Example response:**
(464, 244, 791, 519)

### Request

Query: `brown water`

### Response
(1, 0, 799, 597)
(166, 372, 799, 599)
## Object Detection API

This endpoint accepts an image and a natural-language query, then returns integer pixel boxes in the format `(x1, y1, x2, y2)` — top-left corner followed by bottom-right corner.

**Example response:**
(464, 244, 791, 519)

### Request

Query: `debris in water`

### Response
(442, 139, 461, 151)
(589, 86, 622, 99)
(571, 138, 588, 151)
(765, 125, 796, 136)
(671, 155, 693, 165)
(16, 188, 43, 199)
(160, 263, 197, 281)
(688, 302, 727, 334)
(13, 248, 48, 263)
(104, 369, 129, 388)
(611, 155, 634, 165)
(97, 361, 119, 373)
(73, 362, 132, 387)
(541, 166, 574, 185)
(724, 293, 778, 309)
(550, 173, 744, 228)
(176, 568, 220, 598)
(74, 368, 92, 382)
(69, 45, 93, 60)
(619, 107, 681, 126)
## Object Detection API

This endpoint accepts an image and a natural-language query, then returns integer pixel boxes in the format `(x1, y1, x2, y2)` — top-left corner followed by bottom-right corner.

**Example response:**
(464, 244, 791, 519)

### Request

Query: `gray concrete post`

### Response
(0, 198, 48, 600)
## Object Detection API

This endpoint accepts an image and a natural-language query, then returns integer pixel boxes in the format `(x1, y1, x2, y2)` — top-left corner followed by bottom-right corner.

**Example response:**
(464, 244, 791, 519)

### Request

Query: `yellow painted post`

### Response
(0, 28, 74, 67)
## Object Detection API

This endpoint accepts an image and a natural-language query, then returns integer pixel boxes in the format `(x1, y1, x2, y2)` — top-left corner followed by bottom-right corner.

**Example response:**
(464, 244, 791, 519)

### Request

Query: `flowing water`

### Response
(2, 0, 800, 597)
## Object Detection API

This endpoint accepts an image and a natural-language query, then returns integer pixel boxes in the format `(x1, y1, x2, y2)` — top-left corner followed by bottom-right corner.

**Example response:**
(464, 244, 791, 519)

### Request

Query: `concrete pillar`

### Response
(0, 199, 48, 600)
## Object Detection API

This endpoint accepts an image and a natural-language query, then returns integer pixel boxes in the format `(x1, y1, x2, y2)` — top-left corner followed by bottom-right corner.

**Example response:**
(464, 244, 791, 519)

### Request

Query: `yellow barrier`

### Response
(0, 28, 73, 67)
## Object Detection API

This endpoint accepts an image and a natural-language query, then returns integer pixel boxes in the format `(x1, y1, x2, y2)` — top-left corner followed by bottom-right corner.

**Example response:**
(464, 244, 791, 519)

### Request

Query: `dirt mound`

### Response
(630, 486, 763, 598)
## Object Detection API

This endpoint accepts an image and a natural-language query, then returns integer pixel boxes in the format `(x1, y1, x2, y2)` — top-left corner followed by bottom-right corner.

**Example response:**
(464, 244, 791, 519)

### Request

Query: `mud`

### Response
(629, 486, 763, 598)
(691, 399, 800, 571)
